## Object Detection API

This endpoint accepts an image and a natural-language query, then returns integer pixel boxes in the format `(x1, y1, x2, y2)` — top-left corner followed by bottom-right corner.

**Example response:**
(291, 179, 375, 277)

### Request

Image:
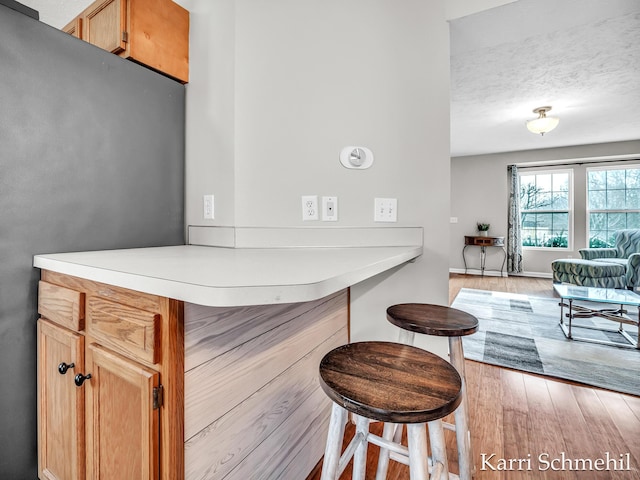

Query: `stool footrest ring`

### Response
(369, 430, 461, 480)
(442, 421, 456, 432)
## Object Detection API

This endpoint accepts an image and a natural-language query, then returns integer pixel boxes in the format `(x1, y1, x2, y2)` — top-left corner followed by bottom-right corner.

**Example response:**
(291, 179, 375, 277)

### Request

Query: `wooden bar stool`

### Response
(319, 341, 462, 480)
(384, 304, 479, 480)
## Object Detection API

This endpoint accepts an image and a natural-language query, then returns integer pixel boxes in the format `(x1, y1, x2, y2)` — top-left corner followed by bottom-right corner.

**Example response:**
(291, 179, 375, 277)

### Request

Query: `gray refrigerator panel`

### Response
(0, 4, 185, 478)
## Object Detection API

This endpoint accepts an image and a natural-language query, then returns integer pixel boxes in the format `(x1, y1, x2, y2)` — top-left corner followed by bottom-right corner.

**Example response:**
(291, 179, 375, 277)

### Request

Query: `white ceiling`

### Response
(450, 0, 640, 157)
(19, 0, 640, 159)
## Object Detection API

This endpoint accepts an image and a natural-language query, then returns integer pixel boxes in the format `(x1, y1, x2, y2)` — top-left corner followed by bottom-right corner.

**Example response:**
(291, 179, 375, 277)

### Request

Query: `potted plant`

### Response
(477, 222, 490, 237)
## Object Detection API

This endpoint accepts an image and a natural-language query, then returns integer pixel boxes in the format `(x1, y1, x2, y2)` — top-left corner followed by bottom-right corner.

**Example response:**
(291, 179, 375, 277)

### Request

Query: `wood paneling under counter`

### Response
(184, 290, 349, 480)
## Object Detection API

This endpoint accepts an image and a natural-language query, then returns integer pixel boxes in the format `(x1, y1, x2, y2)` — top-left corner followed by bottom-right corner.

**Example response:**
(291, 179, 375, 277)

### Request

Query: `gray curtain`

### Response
(507, 165, 523, 273)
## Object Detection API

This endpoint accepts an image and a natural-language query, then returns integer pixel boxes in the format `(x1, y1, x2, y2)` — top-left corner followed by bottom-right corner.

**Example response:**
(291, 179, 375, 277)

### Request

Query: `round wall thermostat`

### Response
(340, 146, 374, 169)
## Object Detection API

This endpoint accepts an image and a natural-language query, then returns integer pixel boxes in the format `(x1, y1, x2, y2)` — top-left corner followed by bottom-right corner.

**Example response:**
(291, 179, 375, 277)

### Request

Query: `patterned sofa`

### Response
(552, 229, 640, 289)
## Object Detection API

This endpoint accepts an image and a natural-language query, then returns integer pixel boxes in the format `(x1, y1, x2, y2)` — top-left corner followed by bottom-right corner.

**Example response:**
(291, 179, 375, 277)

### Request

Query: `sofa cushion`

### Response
(552, 258, 626, 277)
(591, 257, 629, 268)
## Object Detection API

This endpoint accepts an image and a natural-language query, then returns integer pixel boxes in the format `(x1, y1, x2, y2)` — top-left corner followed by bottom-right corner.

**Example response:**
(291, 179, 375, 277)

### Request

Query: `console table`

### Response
(463, 236, 506, 276)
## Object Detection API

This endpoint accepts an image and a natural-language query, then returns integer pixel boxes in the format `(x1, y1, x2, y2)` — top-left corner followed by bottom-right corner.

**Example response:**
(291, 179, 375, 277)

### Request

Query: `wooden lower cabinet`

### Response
(85, 344, 160, 479)
(37, 320, 85, 480)
(37, 271, 348, 480)
(37, 271, 183, 480)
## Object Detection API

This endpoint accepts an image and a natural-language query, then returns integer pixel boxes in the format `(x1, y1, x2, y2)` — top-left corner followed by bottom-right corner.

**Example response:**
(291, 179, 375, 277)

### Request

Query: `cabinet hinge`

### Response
(153, 385, 164, 410)
(122, 31, 129, 43)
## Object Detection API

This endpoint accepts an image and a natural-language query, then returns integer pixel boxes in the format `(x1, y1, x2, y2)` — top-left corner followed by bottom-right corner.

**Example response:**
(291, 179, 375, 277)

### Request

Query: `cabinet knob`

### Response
(58, 362, 75, 375)
(74, 373, 92, 387)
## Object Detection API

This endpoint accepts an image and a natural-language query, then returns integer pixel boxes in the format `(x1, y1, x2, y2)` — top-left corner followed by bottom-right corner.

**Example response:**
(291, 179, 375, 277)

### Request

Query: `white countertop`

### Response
(33, 245, 422, 306)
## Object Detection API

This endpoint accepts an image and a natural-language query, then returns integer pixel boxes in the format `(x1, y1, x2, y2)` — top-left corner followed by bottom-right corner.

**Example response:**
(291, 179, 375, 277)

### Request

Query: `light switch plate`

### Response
(374, 198, 397, 222)
(203, 195, 215, 219)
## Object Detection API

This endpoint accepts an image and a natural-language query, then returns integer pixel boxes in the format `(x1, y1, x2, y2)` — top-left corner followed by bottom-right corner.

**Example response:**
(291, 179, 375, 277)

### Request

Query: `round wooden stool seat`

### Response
(384, 303, 479, 480)
(319, 341, 462, 424)
(387, 303, 479, 337)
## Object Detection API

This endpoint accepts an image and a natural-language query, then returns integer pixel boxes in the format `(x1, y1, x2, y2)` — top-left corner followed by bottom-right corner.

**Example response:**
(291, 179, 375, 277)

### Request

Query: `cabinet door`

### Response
(37, 320, 85, 480)
(62, 17, 83, 38)
(83, 0, 127, 54)
(85, 343, 160, 479)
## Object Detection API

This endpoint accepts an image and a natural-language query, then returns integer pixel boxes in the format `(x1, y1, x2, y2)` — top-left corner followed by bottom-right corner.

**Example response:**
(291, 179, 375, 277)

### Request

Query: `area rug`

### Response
(451, 288, 640, 396)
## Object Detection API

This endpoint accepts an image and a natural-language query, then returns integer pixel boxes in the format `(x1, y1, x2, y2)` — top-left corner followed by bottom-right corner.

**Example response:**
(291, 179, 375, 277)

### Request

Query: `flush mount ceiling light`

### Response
(526, 106, 559, 136)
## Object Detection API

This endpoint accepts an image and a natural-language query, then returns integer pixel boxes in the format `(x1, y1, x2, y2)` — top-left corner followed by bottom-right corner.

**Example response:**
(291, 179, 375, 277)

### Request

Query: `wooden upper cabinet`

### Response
(62, 17, 83, 39)
(73, 0, 189, 83)
(37, 320, 85, 480)
(83, 0, 126, 54)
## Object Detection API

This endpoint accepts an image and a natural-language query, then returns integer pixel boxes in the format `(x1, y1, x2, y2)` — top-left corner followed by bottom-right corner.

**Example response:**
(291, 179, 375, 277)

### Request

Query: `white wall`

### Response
(450, 140, 640, 277)
(185, 0, 452, 355)
(445, 0, 517, 20)
(185, 0, 237, 227)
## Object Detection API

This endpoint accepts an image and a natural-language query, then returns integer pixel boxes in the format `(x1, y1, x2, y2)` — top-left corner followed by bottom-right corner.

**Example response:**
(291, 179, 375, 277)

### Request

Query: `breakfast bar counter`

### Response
(33, 244, 422, 307)
(33, 243, 422, 480)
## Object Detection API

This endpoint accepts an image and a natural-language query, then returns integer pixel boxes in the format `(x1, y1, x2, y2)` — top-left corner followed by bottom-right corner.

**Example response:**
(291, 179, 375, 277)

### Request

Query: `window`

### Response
(519, 170, 571, 249)
(587, 165, 640, 247)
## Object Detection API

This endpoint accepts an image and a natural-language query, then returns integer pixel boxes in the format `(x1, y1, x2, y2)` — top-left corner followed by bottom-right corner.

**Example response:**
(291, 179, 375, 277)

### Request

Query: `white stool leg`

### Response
(427, 419, 449, 480)
(352, 414, 370, 480)
(321, 403, 348, 480)
(398, 328, 416, 346)
(407, 423, 429, 480)
(392, 423, 404, 444)
(449, 337, 473, 480)
(375, 422, 397, 480)
(394, 327, 414, 464)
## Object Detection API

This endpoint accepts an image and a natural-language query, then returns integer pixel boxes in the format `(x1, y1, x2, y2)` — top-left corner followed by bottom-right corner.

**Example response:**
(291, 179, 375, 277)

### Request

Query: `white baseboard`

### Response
(449, 267, 506, 277)
(449, 267, 553, 279)
(512, 271, 553, 279)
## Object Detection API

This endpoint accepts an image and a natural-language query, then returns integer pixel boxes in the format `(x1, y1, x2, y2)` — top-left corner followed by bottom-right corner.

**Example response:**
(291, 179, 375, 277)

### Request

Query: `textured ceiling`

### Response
(450, 0, 640, 157)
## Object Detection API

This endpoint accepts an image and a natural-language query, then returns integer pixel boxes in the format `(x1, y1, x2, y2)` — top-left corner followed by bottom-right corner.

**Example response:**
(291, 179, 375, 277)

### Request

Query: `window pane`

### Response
(589, 191, 606, 210)
(552, 212, 568, 228)
(607, 169, 625, 189)
(535, 192, 551, 210)
(537, 174, 552, 192)
(552, 191, 569, 209)
(518, 170, 571, 249)
(520, 177, 537, 210)
(536, 212, 552, 229)
(589, 230, 610, 248)
(588, 170, 606, 191)
(607, 213, 626, 230)
(590, 213, 606, 230)
(607, 189, 625, 209)
(553, 173, 569, 192)
(626, 189, 640, 209)
(626, 169, 640, 189)
(628, 212, 640, 229)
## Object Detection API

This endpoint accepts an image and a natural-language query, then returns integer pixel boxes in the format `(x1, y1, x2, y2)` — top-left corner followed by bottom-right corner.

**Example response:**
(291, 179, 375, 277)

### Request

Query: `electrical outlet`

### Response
(301, 195, 318, 221)
(322, 196, 338, 221)
(203, 194, 215, 219)
(374, 198, 397, 222)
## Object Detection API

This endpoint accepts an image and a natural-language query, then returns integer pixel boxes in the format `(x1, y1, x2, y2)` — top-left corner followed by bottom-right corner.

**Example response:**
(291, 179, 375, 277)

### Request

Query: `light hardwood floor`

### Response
(307, 274, 640, 480)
